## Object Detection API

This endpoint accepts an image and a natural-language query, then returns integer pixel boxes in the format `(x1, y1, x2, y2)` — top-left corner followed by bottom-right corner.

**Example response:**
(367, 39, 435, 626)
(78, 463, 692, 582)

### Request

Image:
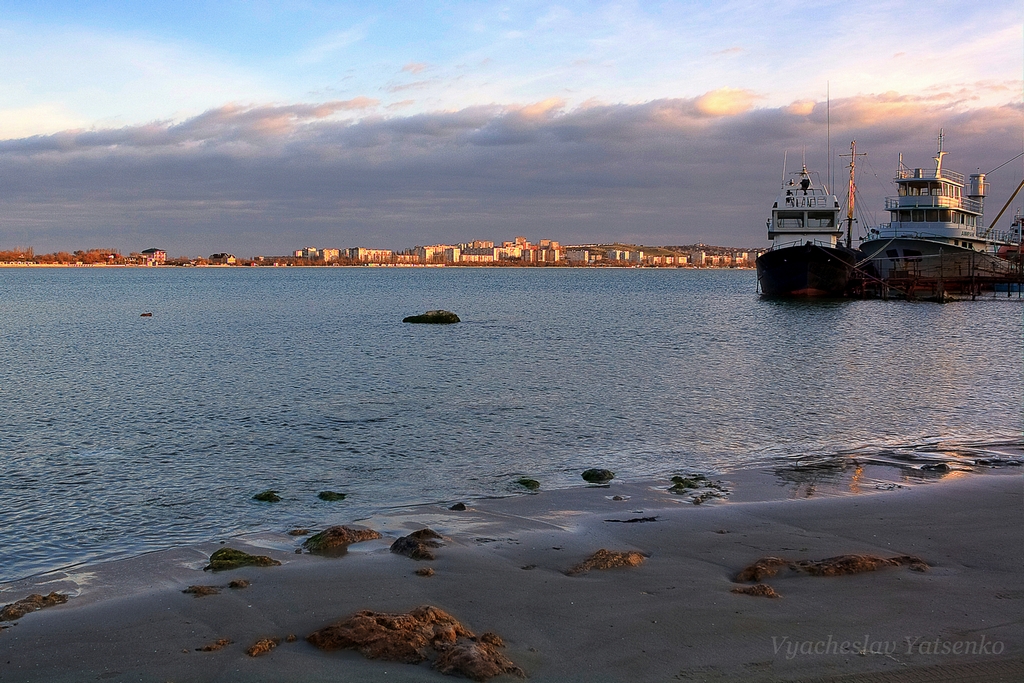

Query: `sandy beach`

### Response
(1, 469, 1021, 683)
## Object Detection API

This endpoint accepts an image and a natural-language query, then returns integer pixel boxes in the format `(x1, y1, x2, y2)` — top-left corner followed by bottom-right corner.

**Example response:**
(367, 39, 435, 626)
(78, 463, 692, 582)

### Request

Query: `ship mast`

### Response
(934, 129, 946, 176)
(840, 140, 866, 248)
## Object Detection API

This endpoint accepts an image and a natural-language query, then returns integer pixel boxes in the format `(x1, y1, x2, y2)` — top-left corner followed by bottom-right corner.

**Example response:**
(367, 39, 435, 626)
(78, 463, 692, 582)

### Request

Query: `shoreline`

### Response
(2, 469, 1021, 682)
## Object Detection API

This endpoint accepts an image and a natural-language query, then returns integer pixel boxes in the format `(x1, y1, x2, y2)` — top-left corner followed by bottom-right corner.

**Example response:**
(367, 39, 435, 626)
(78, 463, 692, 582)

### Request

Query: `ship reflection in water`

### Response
(767, 439, 1023, 499)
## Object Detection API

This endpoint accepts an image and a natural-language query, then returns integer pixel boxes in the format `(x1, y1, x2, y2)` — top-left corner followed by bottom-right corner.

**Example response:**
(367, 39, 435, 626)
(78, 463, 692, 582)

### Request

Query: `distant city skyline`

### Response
(1, 1, 1022, 254)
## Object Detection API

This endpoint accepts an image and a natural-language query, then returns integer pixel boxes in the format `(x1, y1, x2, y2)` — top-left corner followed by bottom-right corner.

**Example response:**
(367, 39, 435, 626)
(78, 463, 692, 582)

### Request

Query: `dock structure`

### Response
(848, 250, 1023, 301)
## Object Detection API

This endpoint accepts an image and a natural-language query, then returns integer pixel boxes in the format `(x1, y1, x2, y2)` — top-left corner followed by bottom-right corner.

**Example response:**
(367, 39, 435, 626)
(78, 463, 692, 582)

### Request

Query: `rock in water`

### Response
(252, 489, 282, 502)
(402, 310, 461, 324)
(581, 468, 614, 483)
(317, 490, 347, 501)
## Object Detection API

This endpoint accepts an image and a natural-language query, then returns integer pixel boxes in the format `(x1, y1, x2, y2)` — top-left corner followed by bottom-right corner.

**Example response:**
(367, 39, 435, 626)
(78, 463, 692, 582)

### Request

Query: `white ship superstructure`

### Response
(860, 133, 1018, 280)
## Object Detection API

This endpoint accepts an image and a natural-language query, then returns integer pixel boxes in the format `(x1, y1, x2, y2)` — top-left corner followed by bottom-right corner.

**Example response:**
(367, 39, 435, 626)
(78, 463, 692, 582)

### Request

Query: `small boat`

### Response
(756, 160, 857, 297)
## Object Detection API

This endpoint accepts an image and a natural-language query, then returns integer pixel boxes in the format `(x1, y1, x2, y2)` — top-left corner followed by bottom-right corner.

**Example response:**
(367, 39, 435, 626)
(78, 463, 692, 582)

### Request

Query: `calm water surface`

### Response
(1, 267, 1021, 582)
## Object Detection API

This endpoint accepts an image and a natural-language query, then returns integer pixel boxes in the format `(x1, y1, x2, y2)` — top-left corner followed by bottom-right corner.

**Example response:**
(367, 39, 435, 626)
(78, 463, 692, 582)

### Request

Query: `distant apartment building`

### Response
(347, 247, 393, 263)
(566, 248, 590, 263)
(496, 243, 523, 260)
(460, 247, 497, 263)
(414, 245, 457, 263)
(295, 246, 320, 259)
(644, 254, 688, 266)
(690, 250, 706, 266)
(209, 253, 236, 264)
(606, 249, 643, 263)
(321, 248, 340, 262)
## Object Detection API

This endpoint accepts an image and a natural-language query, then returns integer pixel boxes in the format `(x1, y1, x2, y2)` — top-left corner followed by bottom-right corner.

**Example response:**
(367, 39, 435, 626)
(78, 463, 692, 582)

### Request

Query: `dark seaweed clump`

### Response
(204, 548, 282, 572)
(581, 469, 614, 483)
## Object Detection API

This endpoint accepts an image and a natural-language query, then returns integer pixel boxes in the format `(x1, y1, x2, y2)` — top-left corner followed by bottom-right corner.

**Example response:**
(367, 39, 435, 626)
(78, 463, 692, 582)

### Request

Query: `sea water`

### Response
(1, 267, 1021, 583)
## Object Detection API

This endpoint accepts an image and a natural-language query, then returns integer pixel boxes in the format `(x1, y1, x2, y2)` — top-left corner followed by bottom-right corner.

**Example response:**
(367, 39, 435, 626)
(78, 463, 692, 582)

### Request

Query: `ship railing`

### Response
(869, 224, 976, 241)
(895, 167, 965, 184)
(985, 229, 1023, 245)
(885, 196, 983, 213)
(782, 196, 834, 208)
(768, 238, 837, 251)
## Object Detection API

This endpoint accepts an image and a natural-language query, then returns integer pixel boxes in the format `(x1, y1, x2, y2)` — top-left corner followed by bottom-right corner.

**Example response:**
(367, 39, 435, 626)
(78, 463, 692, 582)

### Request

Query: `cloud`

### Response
(784, 100, 817, 117)
(386, 80, 438, 93)
(401, 62, 429, 74)
(295, 24, 371, 65)
(1, 92, 1020, 255)
(693, 89, 760, 117)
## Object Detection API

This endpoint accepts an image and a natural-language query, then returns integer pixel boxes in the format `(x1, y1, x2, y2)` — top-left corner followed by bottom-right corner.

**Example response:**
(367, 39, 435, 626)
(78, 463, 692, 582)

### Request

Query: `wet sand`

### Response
(1, 471, 1021, 682)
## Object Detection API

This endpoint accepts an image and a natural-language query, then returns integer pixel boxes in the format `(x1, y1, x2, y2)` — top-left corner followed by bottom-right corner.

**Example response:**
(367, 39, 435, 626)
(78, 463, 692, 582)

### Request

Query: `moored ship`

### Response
(756, 163, 857, 297)
(859, 133, 1022, 282)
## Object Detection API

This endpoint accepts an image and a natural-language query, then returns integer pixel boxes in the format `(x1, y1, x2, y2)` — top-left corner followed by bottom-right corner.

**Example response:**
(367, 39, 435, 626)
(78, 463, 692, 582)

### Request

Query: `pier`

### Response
(848, 249, 1024, 301)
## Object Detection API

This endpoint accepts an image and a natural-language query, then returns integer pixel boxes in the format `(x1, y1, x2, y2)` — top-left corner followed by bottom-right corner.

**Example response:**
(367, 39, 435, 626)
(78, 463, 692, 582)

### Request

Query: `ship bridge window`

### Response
(776, 211, 804, 228)
(926, 210, 939, 222)
(806, 211, 835, 228)
(912, 210, 924, 222)
(939, 209, 951, 222)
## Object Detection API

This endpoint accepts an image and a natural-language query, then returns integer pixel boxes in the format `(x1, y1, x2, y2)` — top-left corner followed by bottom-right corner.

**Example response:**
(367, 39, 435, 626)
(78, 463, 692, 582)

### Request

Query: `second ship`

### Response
(756, 160, 859, 297)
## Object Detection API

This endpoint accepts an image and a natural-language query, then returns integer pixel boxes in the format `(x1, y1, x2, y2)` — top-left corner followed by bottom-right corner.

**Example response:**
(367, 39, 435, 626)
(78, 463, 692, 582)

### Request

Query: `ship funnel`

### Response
(968, 173, 987, 200)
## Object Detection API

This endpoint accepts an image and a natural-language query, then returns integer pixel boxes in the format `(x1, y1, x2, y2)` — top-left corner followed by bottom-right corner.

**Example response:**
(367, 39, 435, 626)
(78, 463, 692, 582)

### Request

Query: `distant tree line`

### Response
(0, 248, 122, 264)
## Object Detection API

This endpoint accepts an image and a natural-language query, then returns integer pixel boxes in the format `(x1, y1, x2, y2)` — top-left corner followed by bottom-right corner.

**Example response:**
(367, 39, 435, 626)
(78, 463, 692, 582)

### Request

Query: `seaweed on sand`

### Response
(566, 549, 646, 576)
(204, 547, 282, 572)
(307, 605, 523, 681)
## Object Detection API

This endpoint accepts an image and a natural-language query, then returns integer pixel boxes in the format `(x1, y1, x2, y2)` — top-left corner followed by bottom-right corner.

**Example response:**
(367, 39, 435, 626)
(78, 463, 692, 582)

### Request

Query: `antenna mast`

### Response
(827, 82, 831, 193)
(840, 140, 867, 248)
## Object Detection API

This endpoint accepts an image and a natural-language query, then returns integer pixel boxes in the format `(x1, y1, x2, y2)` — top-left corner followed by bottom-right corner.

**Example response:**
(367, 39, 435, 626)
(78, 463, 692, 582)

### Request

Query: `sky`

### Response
(1, 0, 1022, 255)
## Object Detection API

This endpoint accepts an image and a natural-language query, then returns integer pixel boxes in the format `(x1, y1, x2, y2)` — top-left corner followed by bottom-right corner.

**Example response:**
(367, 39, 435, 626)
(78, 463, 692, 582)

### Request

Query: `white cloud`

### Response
(294, 23, 373, 65)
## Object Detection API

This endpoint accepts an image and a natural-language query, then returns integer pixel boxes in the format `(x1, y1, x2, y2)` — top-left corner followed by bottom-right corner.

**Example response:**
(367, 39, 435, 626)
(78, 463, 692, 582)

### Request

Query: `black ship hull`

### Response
(756, 242, 857, 297)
